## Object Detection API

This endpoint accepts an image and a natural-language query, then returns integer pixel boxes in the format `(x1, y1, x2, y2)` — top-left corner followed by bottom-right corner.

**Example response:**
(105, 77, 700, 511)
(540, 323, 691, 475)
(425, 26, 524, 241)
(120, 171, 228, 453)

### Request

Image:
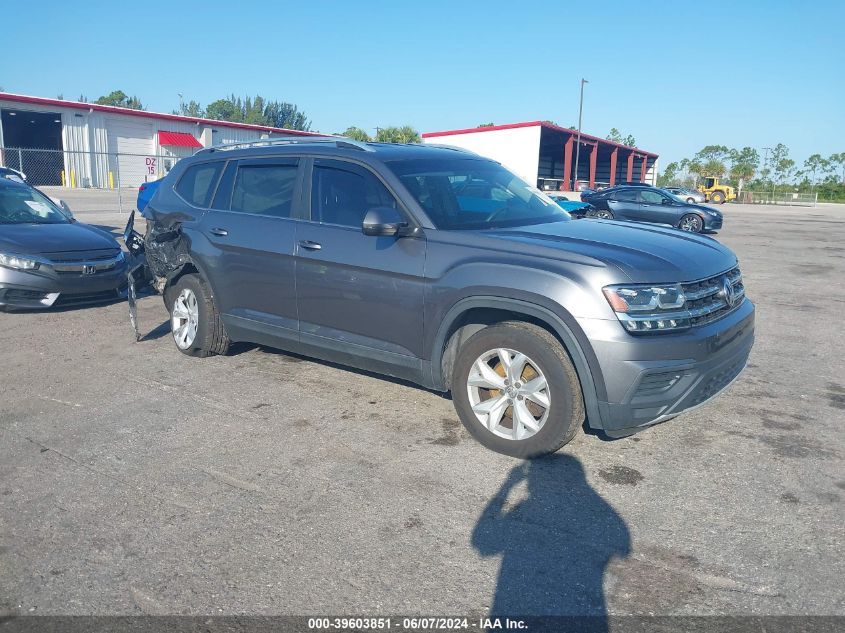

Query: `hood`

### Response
(0, 222, 120, 257)
(481, 219, 737, 283)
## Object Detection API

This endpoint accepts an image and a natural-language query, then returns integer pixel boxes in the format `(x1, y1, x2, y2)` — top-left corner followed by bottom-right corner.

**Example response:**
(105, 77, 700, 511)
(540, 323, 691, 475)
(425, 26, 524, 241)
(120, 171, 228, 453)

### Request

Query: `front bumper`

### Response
(703, 215, 723, 231)
(0, 257, 128, 310)
(580, 298, 755, 433)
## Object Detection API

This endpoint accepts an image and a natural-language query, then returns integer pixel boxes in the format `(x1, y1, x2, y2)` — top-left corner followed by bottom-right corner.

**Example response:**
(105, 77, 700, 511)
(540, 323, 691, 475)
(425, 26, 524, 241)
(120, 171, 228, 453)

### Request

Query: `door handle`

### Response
(298, 240, 322, 251)
(209, 228, 228, 237)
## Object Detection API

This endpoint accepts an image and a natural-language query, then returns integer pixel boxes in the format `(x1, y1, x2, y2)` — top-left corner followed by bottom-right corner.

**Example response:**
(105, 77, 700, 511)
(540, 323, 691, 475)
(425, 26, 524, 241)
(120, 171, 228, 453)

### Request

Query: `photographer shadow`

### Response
(472, 454, 630, 626)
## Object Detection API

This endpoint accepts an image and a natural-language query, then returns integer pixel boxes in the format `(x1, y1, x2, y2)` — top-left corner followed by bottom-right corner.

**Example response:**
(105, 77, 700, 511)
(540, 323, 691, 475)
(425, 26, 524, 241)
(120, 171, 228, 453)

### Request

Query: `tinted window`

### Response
(388, 158, 567, 230)
(210, 161, 237, 210)
(176, 162, 223, 207)
(231, 163, 298, 218)
(311, 164, 397, 227)
(640, 190, 665, 204)
(612, 189, 639, 201)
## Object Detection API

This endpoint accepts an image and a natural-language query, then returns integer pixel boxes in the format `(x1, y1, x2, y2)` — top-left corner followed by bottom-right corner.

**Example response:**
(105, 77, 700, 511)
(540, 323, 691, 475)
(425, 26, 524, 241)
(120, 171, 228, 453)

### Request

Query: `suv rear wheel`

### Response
(451, 322, 584, 458)
(166, 274, 230, 357)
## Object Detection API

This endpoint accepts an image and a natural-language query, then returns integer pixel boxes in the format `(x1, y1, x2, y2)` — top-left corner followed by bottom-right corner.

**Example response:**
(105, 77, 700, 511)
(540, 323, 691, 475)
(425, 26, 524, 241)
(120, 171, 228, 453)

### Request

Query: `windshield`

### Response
(387, 159, 570, 230)
(0, 186, 69, 224)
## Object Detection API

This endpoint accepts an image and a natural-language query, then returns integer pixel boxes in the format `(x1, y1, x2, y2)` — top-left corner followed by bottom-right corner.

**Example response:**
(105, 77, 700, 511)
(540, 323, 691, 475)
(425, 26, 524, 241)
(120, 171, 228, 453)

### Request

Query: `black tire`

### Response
(710, 191, 725, 204)
(166, 273, 230, 357)
(686, 197, 695, 204)
(589, 208, 614, 220)
(678, 213, 704, 233)
(451, 321, 585, 458)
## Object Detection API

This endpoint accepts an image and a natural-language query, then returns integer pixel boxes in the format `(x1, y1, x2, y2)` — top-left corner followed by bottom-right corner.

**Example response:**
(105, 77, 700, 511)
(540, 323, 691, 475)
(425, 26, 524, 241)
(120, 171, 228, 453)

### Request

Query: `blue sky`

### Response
(2, 0, 843, 167)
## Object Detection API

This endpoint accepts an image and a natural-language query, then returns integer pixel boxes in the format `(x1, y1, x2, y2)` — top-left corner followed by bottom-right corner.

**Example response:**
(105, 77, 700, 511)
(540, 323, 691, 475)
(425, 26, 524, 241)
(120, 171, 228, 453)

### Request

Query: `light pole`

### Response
(573, 78, 589, 191)
(178, 93, 184, 114)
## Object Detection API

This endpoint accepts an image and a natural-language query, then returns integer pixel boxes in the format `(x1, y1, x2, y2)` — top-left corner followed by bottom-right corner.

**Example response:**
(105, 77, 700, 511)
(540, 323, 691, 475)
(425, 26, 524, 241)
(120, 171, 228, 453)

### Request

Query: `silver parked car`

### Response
(665, 187, 705, 204)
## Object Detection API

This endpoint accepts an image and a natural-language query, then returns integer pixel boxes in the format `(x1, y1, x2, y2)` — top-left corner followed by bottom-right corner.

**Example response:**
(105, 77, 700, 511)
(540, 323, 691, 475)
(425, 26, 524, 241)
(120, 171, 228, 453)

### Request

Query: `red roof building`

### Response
(423, 121, 658, 192)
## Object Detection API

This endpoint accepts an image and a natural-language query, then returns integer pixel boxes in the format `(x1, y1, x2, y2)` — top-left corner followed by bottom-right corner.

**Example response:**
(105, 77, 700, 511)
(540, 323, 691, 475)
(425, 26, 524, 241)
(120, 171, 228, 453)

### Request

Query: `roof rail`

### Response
(424, 143, 479, 156)
(199, 136, 373, 154)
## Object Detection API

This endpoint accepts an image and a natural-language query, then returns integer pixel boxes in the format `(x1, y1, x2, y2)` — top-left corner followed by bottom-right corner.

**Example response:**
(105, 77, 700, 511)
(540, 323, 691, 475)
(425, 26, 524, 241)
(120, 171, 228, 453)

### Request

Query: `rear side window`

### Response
(611, 189, 638, 202)
(231, 163, 299, 218)
(211, 161, 237, 210)
(176, 162, 224, 207)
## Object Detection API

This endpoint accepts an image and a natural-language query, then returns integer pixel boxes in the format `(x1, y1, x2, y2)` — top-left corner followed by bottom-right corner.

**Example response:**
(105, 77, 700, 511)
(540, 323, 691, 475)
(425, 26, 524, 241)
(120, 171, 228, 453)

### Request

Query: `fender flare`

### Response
(430, 296, 607, 430)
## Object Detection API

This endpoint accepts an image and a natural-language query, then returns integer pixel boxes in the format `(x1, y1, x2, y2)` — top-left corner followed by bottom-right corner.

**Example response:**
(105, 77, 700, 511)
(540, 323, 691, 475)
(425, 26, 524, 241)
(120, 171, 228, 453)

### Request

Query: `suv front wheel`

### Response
(451, 322, 584, 457)
(166, 273, 230, 357)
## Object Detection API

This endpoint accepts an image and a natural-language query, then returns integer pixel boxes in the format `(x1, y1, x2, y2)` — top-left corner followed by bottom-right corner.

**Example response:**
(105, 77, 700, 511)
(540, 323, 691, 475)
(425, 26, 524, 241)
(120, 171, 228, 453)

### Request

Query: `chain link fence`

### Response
(0, 146, 194, 213)
(737, 191, 818, 207)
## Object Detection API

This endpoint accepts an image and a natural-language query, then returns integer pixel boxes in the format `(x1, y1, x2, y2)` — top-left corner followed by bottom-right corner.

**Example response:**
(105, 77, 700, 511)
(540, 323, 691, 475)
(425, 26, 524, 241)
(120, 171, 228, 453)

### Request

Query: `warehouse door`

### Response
(106, 117, 154, 187)
(0, 109, 64, 185)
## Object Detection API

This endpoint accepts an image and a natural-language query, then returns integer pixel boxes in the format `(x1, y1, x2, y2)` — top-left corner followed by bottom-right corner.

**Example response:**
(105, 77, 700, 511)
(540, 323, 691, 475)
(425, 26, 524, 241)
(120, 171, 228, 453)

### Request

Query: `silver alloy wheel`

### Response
(171, 288, 199, 349)
(594, 210, 613, 219)
(687, 197, 695, 204)
(679, 214, 703, 232)
(467, 348, 551, 441)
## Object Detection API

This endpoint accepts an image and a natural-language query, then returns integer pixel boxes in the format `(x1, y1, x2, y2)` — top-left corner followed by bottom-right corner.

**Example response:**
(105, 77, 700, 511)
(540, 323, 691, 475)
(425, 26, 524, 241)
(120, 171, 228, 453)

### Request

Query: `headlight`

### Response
(603, 284, 690, 332)
(0, 253, 40, 271)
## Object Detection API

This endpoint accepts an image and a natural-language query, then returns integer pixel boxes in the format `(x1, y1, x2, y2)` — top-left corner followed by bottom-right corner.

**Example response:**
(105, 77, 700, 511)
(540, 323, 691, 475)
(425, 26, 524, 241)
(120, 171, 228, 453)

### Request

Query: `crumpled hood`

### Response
(481, 219, 737, 283)
(0, 222, 119, 256)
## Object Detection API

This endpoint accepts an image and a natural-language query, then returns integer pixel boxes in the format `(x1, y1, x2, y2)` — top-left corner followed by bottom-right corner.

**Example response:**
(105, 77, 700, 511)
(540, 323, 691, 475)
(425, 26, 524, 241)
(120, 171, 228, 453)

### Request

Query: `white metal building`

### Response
(422, 121, 658, 193)
(0, 92, 321, 187)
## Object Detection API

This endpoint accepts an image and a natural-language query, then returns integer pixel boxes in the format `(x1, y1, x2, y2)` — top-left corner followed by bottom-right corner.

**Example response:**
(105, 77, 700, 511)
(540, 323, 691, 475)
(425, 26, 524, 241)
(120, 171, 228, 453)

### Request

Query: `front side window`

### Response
(640, 190, 665, 204)
(0, 185, 69, 224)
(387, 158, 567, 230)
(231, 163, 298, 218)
(176, 162, 223, 207)
(311, 162, 397, 228)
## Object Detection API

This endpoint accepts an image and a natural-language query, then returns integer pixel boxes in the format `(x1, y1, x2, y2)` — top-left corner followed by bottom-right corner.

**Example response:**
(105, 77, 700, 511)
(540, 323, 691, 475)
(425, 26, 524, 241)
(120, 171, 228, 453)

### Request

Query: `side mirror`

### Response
(362, 206, 407, 237)
(661, 197, 672, 205)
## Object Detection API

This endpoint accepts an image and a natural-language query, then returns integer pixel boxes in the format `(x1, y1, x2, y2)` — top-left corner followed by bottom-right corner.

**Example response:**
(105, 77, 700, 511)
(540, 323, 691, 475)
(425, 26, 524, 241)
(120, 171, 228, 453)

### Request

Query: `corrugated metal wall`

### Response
(0, 97, 300, 187)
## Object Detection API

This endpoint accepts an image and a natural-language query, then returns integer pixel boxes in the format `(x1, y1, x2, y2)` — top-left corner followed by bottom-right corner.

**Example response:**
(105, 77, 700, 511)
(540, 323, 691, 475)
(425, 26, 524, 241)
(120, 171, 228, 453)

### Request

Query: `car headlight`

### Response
(0, 253, 40, 271)
(603, 284, 690, 332)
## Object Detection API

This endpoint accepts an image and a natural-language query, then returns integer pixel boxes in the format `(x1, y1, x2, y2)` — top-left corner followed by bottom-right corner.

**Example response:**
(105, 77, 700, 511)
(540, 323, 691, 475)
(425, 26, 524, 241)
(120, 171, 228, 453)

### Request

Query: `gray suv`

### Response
(132, 138, 754, 457)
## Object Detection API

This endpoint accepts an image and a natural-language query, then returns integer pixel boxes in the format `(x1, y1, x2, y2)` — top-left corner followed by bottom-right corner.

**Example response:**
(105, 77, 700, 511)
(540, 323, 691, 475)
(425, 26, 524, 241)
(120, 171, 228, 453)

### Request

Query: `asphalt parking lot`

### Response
(1, 192, 843, 618)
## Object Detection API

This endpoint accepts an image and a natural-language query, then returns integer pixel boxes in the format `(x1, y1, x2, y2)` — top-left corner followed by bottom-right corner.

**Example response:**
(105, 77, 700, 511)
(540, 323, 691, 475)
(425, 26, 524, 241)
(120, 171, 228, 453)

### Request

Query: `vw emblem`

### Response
(81, 265, 96, 275)
(720, 276, 737, 307)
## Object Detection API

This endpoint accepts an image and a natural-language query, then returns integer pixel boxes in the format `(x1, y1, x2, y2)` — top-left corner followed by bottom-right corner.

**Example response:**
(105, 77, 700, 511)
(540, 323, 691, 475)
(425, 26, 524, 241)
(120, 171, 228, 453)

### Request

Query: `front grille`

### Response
(53, 288, 124, 307)
(682, 267, 744, 327)
(51, 251, 123, 275)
